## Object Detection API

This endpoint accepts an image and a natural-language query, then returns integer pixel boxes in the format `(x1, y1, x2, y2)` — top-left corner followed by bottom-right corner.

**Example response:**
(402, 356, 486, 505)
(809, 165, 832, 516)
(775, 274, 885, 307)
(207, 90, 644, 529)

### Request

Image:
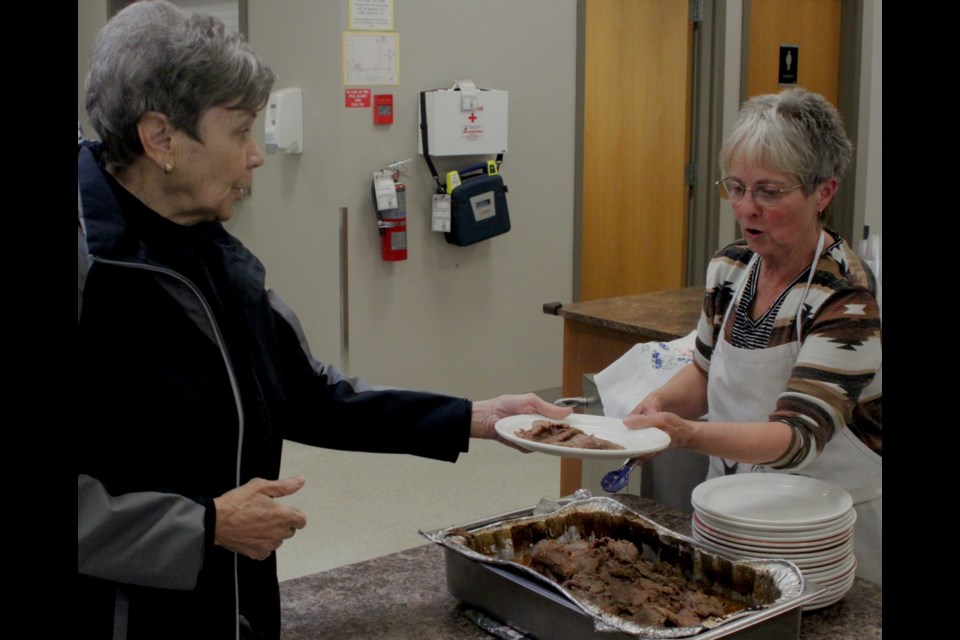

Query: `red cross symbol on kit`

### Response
(468, 113, 478, 123)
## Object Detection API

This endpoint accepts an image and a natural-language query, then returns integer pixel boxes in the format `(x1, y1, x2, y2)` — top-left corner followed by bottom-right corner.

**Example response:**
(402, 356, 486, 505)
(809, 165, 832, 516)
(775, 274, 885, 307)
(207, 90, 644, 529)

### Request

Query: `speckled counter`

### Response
(279, 495, 881, 639)
(549, 287, 704, 342)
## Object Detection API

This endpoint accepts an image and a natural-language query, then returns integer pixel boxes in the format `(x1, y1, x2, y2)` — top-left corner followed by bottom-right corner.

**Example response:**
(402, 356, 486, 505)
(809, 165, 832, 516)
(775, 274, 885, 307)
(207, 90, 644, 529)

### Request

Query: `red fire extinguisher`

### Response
(378, 182, 407, 262)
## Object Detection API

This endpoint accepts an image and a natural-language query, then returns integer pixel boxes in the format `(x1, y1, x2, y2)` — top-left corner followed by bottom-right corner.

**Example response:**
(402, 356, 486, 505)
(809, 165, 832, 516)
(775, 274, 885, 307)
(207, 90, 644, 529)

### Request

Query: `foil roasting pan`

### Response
(421, 496, 823, 639)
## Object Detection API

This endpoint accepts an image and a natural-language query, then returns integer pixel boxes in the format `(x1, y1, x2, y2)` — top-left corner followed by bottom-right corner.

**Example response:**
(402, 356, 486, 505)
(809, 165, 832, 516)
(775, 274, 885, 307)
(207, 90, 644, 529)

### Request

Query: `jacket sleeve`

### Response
(268, 291, 472, 461)
(78, 474, 210, 590)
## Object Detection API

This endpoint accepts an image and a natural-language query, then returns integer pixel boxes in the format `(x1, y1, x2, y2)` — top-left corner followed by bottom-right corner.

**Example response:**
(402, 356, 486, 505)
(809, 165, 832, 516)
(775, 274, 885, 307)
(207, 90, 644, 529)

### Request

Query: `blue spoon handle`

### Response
(600, 457, 641, 493)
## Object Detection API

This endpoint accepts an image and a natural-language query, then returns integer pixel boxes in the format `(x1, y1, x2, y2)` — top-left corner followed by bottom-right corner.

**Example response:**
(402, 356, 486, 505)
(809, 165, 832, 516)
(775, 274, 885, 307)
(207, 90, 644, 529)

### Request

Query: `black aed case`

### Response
(444, 161, 510, 246)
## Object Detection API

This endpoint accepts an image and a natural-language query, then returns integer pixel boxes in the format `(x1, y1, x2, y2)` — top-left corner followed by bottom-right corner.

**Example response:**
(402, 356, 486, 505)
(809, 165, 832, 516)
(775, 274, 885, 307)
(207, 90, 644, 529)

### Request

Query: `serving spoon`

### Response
(600, 457, 643, 493)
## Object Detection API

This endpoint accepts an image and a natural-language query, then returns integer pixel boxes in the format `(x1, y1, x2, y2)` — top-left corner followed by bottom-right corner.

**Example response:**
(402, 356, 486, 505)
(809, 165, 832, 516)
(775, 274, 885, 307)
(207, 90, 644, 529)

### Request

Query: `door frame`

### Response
(686, 0, 727, 287)
(573, 0, 698, 301)
(573, 0, 724, 295)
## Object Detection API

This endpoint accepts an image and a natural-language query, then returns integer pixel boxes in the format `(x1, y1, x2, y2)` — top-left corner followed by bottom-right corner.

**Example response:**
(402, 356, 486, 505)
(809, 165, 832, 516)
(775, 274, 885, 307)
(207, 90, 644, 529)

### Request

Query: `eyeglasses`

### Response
(716, 178, 805, 207)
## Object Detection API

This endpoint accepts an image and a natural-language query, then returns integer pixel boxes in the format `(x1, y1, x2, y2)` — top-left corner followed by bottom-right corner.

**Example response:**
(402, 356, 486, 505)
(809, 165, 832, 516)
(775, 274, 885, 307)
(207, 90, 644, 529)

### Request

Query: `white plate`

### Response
(692, 525, 853, 563)
(805, 553, 856, 583)
(802, 561, 857, 610)
(691, 473, 853, 526)
(692, 513, 855, 550)
(494, 414, 670, 460)
(694, 509, 857, 542)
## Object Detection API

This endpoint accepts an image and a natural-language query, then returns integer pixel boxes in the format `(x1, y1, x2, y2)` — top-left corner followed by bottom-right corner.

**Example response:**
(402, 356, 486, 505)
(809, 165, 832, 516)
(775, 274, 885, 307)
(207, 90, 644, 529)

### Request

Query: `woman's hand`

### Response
(213, 476, 308, 561)
(623, 410, 696, 449)
(629, 393, 663, 417)
(470, 394, 573, 443)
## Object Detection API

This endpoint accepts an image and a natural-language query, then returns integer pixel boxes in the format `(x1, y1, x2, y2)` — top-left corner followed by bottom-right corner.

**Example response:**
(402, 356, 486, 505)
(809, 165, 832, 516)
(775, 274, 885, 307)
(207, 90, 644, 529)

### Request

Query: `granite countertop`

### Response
(549, 287, 704, 341)
(280, 495, 881, 639)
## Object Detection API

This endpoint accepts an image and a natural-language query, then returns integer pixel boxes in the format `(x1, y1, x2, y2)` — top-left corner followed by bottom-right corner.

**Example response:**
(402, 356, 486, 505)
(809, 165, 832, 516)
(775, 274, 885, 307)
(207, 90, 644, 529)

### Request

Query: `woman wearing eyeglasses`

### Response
(624, 88, 882, 585)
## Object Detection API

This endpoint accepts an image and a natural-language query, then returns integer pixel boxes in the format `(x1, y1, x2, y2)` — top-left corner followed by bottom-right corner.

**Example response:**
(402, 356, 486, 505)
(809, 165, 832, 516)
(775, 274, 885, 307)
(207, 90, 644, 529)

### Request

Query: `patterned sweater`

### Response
(693, 229, 882, 469)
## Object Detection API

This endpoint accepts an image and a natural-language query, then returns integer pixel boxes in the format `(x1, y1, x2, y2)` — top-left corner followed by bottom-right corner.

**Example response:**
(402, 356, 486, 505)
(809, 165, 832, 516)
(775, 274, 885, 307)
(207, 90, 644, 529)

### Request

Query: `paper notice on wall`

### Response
(350, 0, 393, 30)
(343, 31, 399, 86)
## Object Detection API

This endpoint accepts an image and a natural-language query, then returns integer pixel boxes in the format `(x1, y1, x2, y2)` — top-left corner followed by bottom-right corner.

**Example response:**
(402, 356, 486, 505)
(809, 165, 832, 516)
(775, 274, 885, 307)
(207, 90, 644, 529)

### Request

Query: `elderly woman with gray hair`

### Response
(625, 88, 882, 585)
(77, 2, 569, 638)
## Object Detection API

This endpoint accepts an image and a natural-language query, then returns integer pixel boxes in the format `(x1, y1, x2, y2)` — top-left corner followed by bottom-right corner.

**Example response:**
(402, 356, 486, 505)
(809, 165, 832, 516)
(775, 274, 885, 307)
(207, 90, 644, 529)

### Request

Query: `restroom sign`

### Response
(779, 45, 798, 86)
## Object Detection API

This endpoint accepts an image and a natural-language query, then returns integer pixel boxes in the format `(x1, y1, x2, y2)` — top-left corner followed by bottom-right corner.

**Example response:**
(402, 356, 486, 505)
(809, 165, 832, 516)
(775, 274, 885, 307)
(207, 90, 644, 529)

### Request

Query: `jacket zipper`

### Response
(90, 255, 245, 640)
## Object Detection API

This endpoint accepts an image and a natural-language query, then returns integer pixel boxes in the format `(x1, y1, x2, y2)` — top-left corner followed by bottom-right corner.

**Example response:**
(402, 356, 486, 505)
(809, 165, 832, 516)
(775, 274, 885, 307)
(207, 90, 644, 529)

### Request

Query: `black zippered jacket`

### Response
(77, 140, 472, 640)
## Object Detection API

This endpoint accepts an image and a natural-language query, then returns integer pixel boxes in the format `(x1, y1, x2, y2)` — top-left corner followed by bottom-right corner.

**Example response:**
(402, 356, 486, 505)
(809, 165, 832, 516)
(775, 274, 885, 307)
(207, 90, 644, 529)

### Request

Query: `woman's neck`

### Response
(757, 228, 825, 295)
(108, 161, 198, 226)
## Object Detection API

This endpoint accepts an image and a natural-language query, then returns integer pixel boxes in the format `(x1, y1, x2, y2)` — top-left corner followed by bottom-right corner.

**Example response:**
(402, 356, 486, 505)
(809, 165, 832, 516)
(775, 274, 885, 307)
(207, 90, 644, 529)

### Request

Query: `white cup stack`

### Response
(691, 473, 857, 610)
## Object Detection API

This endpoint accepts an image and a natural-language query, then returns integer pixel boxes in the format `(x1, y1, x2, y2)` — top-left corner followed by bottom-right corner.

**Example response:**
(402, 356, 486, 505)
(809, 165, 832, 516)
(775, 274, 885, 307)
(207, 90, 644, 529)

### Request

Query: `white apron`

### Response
(705, 233, 882, 585)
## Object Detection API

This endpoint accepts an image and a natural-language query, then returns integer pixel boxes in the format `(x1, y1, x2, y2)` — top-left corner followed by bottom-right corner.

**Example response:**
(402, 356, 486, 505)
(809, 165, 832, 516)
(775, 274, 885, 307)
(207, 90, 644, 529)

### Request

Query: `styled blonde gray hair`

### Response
(719, 88, 853, 197)
(85, 0, 276, 171)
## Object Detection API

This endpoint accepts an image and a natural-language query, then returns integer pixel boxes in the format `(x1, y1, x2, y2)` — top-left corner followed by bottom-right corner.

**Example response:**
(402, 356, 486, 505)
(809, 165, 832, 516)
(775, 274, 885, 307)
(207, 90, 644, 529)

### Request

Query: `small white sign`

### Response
(432, 193, 451, 232)
(373, 171, 397, 210)
(350, 0, 393, 30)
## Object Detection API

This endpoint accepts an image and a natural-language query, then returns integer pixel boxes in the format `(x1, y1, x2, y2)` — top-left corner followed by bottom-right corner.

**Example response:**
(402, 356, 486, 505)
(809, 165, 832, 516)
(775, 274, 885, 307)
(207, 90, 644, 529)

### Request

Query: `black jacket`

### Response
(77, 141, 472, 640)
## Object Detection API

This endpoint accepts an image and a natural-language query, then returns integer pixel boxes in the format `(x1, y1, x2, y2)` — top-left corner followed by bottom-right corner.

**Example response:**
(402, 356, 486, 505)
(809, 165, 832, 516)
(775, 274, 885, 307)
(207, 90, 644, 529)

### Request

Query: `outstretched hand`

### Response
(213, 476, 308, 561)
(470, 393, 573, 447)
(623, 410, 692, 450)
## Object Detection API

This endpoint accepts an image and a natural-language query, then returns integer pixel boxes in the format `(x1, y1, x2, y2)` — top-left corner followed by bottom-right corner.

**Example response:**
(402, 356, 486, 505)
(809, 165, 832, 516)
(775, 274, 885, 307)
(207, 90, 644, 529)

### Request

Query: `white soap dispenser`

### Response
(264, 87, 303, 154)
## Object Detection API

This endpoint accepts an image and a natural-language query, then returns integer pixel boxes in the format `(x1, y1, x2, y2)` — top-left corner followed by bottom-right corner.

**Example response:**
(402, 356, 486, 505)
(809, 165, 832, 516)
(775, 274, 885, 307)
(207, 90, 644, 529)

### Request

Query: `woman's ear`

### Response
(137, 112, 175, 172)
(815, 177, 839, 211)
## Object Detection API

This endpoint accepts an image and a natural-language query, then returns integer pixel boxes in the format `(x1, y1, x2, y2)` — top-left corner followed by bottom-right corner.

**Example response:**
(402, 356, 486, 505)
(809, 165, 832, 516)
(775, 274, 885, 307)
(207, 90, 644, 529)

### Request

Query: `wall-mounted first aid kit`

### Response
(418, 81, 508, 156)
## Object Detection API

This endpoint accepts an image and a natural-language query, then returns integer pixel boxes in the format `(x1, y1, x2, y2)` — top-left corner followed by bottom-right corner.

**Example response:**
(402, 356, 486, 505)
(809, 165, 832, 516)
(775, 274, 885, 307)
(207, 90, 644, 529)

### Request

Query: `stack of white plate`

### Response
(690, 473, 857, 610)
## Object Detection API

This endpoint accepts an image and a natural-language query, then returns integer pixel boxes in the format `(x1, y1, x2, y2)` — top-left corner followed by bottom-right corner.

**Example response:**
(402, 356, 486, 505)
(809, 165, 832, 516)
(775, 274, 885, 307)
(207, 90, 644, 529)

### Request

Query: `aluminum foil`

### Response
(421, 496, 805, 639)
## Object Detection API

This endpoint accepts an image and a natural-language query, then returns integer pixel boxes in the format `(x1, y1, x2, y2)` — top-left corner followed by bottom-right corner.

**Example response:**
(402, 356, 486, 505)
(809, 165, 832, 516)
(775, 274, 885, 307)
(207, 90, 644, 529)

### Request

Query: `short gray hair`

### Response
(719, 88, 853, 195)
(84, 0, 276, 171)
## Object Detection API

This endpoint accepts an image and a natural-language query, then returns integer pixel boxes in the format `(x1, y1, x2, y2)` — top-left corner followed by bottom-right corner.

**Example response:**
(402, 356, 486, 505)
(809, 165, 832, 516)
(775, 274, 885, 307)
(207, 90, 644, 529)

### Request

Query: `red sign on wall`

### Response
(345, 89, 372, 108)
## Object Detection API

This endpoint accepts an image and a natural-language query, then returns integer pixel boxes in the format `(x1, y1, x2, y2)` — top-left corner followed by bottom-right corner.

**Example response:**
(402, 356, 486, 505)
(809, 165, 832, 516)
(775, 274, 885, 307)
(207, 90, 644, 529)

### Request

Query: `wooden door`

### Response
(746, 0, 843, 103)
(580, 0, 694, 301)
(564, 0, 693, 495)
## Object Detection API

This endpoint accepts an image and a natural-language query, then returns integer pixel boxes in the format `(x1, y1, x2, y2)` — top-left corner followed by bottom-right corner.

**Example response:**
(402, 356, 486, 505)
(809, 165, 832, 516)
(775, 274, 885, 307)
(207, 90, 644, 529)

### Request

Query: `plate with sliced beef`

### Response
(495, 414, 670, 459)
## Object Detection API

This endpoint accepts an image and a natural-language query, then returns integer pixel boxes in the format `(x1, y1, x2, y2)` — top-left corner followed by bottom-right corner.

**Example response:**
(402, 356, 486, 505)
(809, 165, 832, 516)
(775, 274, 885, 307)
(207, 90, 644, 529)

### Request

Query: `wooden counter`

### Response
(545, 287, 704, 495)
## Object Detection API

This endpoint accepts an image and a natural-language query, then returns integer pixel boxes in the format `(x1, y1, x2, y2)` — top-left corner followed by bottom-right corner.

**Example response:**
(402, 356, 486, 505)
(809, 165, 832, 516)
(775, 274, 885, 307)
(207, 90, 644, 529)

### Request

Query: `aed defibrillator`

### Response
(440, 160, 510, 246)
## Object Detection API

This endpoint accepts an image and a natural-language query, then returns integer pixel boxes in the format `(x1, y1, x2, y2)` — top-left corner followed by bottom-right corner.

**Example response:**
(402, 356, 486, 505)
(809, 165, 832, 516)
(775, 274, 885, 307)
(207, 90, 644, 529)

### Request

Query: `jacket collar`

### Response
(78, 140, 266, 295)
(78, 141, 135, 262)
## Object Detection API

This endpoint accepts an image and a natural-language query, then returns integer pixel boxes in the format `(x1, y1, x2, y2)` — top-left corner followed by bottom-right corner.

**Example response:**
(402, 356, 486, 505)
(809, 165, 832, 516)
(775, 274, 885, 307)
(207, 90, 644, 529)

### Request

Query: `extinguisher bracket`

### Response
(371, 169, 408, 261)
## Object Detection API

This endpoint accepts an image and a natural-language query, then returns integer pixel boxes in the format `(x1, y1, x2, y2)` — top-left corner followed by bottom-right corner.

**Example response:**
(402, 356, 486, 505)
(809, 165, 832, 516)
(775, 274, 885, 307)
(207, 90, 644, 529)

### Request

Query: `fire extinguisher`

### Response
(377, 182, 407, 261)
(372, 165, 409, 262)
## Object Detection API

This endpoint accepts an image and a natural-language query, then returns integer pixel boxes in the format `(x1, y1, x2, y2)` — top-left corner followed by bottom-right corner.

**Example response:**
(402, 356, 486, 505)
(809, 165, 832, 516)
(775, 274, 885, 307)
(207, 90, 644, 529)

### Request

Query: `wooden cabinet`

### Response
(546, 287, 704, 495)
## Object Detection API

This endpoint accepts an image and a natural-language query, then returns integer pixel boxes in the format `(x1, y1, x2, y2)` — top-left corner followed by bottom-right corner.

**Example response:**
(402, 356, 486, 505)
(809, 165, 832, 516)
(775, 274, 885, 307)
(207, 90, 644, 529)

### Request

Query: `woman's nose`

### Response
(735, 189, 761, 215)
(249, 143, 265, 169)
